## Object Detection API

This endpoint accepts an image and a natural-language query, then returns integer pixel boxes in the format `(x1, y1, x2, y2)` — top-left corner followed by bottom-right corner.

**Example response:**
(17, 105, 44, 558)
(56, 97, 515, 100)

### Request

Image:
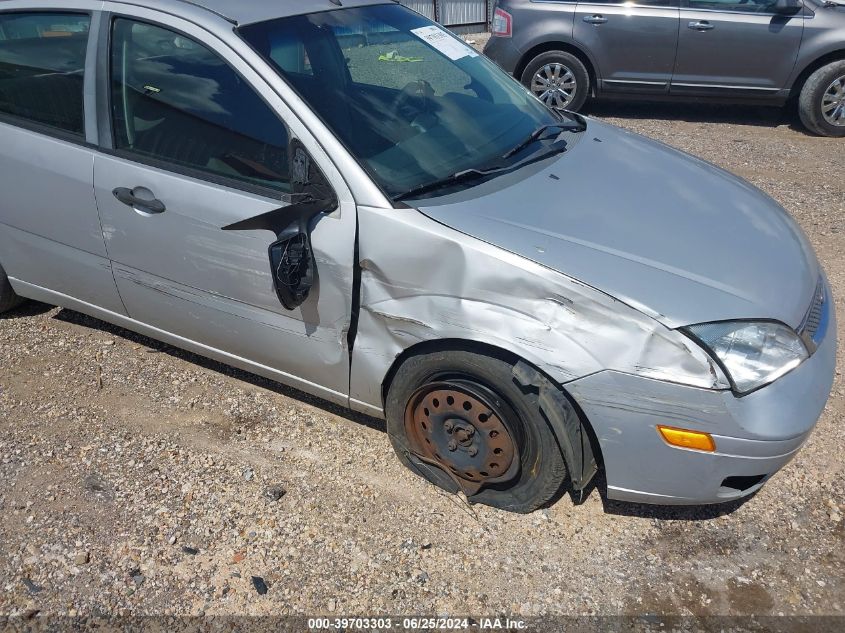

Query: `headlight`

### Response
(685, 321, 808, 395)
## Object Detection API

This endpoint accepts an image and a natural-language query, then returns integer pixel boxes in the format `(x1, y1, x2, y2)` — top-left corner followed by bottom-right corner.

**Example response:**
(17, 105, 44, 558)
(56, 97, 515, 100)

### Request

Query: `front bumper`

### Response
(565, 300, 837, 505)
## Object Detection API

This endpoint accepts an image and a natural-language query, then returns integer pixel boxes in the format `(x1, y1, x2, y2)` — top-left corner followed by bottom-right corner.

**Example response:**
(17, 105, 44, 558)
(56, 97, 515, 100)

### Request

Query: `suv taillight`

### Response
(491, 8, 512, 38)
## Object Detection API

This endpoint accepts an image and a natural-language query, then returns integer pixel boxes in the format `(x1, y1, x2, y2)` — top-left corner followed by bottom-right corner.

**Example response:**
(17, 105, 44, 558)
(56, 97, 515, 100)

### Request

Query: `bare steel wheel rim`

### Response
(531, 63, 577, 110)
(404, 381, 519, 495)
(821, 74, 845, 127)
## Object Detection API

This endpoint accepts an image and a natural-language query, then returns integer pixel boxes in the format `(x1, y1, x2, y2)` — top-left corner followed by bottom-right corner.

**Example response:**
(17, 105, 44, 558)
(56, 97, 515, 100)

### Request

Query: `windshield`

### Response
(239, 4, 569, 200)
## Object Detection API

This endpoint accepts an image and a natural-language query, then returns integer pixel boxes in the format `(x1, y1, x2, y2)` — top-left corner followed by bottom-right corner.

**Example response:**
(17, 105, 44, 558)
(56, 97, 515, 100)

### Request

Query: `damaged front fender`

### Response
(349, 206, 728, 421)
(512, 359, 598, 494)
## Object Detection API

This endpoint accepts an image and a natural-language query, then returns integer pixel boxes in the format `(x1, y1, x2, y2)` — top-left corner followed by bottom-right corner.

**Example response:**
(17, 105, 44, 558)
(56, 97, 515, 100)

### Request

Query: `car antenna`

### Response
(329, 0, 342, 5)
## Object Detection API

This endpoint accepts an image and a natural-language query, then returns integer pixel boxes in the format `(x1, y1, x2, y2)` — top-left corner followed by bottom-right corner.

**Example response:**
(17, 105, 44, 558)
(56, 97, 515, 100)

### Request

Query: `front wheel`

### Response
(386, 350, 568, 513)
(798, 60, 845, 137)
(520, 51, 590, 113)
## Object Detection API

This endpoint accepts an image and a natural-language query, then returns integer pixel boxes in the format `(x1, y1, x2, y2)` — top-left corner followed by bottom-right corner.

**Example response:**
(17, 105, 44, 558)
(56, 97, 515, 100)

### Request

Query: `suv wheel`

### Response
(386, 349, 568, 513)
(798, 60, 845, 137)
(0, 262, 24, 314)
(521, 51, 589, 113)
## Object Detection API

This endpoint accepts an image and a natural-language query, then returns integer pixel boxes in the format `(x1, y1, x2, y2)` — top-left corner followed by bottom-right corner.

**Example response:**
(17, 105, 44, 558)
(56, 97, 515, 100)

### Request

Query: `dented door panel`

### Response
(90, 4, 360, 402)
(95, 153, 357, 401)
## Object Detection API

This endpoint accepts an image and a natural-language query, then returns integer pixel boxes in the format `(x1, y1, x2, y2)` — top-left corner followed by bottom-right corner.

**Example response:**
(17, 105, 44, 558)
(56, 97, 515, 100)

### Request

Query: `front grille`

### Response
(799, 277, 829, 350)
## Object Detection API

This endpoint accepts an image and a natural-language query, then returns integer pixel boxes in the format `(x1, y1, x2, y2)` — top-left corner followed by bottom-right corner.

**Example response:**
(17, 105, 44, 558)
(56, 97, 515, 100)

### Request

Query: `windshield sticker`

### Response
(410, 25, 479, 61)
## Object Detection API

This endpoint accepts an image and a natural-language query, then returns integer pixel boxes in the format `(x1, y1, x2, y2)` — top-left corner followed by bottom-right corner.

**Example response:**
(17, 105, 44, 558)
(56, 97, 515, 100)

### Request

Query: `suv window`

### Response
(0, 12, 90, 135)
(686, 0, 780, 11)
(110, 18, 291, 193)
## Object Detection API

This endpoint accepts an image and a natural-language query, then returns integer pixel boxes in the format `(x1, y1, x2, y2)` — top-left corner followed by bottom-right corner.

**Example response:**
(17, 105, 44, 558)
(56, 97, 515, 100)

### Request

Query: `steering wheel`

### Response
(392, 80, 436, 125)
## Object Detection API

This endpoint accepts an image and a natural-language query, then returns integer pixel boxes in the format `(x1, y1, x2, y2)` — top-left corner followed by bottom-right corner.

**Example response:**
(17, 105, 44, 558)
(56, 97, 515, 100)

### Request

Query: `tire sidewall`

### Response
(799, 61, 845, 138)
(386, 350, 567, 513)
(520, 51, 590, 113)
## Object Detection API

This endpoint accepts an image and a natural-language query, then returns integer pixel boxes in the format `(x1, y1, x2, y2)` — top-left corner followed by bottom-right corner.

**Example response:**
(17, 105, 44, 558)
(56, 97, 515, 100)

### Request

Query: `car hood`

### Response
(416, 120, 819, 329)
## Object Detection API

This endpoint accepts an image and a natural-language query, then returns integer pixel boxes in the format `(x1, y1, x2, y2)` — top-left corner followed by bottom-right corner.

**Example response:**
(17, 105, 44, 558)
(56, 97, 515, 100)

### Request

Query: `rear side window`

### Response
(686, 0, 779, 11)
(0, 12, 90, 135)
(110, 18, 292, 193)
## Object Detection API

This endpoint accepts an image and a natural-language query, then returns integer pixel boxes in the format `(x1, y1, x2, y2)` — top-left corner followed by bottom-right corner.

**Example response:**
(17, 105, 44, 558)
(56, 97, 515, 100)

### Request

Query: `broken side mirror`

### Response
(222, 141, 337, 310)
(264, 199, 325, 310)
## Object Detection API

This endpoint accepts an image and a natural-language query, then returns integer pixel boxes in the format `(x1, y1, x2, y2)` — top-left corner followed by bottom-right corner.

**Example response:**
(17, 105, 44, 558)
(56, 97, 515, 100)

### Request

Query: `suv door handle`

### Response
(688, 20, 715, 31)
(112, 187, 166, 215)
(583, 15, 608, 24)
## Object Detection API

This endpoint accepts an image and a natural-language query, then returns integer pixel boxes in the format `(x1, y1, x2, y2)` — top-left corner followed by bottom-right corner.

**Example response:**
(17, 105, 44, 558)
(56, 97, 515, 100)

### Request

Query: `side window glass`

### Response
(581, 0, 678, 6)
(0, 12, 90, 135)
(111, 18, 291, 193)
(687, 0, 778, 12)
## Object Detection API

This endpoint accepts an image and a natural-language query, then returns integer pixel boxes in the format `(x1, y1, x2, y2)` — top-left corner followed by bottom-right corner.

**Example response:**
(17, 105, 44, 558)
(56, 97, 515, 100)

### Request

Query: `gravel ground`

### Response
(0, 38, 843, 621)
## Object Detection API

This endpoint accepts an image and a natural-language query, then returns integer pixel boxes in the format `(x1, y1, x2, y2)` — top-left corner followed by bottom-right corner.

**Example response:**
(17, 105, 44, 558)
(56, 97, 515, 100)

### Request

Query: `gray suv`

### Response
(484, 0, 845, 136)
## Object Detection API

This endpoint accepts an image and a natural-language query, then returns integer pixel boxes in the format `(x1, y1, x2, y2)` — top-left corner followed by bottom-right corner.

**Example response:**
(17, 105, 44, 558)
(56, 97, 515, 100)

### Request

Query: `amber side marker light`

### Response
(657, 426, 716, 452)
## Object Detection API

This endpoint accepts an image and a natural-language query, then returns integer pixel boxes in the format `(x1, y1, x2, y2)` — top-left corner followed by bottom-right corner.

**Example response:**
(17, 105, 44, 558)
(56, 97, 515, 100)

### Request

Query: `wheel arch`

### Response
(380, 337, 602, 495)
(515, 41, 598, 96)
(382, 338, 518, 406)
(789, 49, 845, 100)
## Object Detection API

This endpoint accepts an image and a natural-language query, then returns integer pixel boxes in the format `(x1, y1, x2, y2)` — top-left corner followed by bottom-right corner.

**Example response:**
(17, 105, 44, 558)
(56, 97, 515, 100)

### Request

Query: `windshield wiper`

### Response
(395, 136, 574, 202)
(394, 168, 489, 202)
(502, 117, 586, 160)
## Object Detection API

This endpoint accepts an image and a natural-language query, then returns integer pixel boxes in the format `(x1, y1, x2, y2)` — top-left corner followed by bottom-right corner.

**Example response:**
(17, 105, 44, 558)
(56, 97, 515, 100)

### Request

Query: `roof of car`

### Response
(171, 0, 395, 26)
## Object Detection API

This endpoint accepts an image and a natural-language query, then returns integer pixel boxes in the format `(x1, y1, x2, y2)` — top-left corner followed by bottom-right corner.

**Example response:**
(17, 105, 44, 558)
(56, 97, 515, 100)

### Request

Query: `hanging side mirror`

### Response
(221, 141, 337, 310)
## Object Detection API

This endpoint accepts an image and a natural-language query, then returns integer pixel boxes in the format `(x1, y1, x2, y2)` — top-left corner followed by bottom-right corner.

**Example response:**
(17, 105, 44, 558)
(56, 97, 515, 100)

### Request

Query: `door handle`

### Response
(112, 187, 166, 214)
(583, 15, 608, 24)
(688, 20, 715, 31)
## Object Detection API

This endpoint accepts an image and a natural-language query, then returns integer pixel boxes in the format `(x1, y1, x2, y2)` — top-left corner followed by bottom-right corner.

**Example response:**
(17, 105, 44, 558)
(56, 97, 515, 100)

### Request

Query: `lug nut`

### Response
(444, 420, 454, 433)
(468, 446, 478, 457)
(447, 440, 457, 452)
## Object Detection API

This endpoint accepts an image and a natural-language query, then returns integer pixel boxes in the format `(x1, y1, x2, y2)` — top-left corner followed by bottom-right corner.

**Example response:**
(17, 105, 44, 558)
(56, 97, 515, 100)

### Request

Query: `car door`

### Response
(0, 8, 125, 314)
(672, 0, 806, 96)
(92, 9, 358, 405)
(573, 0, 681, 93)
